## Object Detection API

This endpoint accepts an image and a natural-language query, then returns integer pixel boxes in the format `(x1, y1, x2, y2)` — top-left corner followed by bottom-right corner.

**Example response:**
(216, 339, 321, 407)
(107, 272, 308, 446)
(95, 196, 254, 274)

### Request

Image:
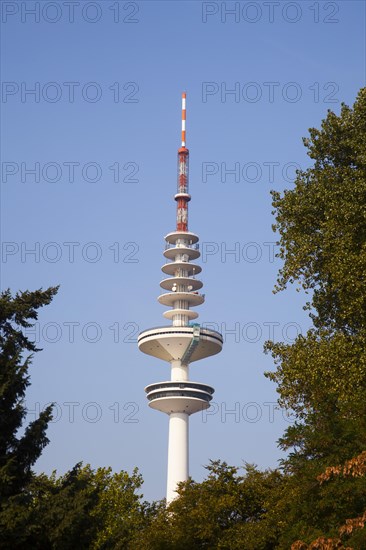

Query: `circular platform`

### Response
(161, 261, 202, 277)
(158, 291, 204, 307)
(138, 325, 223, 363)
(163, 246, 200, 261)
(159, 277, 203, 292)
(145, 380, 215, 415)
(165, 231, 199, 245)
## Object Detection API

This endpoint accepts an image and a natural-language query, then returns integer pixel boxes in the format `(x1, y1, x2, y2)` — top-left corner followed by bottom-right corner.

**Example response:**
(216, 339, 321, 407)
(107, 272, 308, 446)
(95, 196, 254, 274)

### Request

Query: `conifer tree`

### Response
(0, 287, 58, 502)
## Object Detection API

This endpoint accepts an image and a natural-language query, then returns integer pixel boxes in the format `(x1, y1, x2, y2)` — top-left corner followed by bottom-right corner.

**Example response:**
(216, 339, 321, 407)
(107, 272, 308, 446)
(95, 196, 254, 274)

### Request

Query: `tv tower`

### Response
(138, 93, 223, 503)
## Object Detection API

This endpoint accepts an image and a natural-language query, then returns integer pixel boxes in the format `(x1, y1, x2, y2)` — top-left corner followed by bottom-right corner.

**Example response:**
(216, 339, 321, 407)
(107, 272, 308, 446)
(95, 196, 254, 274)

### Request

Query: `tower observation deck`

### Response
(137, 93, 223, 503)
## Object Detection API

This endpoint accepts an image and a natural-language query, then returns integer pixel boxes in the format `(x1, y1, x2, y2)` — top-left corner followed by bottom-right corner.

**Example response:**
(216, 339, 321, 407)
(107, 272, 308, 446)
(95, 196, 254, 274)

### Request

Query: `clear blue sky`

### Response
(1, 0, 365, 502)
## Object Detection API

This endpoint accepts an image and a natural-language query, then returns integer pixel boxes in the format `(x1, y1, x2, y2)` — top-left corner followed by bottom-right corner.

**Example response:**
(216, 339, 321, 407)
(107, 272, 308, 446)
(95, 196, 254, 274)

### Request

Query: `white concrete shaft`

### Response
(171, 360, 188, 381)
(166, 412, 189, 503)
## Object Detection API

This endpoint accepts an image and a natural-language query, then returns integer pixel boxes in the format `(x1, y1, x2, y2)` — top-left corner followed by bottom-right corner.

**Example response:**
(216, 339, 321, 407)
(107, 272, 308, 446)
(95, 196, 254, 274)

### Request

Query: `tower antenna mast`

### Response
(176, 92, 190, 232)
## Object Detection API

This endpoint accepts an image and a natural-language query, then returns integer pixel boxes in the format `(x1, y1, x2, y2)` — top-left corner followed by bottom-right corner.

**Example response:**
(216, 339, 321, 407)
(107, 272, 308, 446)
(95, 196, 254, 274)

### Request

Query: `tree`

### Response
(0, 287, 59, 500)
(292, 452, 366, 549)
(0, 287, 58, 544)
(134, 461, 284, 550)
(0, 462, 99, 548)
(264, 88, 366, 546)
(90, 465, 156, 549)
(0, 461, 155, 549)
(270, 88, 366, 335)
(0, 287, 156, 548)
(266, 88, 366, 415)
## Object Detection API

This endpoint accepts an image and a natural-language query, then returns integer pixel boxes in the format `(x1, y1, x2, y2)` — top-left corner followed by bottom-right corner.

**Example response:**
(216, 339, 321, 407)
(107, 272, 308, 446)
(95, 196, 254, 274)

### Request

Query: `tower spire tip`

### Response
(181, 92, 186, 147)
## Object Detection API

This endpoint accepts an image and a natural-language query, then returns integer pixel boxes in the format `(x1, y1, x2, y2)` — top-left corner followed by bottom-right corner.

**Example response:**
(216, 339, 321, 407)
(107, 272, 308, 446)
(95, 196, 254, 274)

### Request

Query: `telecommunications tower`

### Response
(138, 93, 223, 503)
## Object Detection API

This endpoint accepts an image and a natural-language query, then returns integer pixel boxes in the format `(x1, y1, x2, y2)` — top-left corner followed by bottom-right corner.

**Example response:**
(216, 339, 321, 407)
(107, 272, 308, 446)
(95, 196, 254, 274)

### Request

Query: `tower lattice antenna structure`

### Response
(138, 93, 223, 503)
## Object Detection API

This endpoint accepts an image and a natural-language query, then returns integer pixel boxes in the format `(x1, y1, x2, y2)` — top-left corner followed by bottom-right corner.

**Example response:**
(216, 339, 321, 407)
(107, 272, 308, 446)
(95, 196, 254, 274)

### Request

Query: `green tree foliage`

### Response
(270, 88, 366, 334)
(89, 465, 157, 549)
(263, 88, 366, 547)
(292, 452, 366, 549)
(0, 287, 58, 502)
(1, 462, 155, 549)
(266, 88, 366, 416)
(134, 461, 283, 550)
(0, 463, 99, 548)
(0, 286, 58, 545)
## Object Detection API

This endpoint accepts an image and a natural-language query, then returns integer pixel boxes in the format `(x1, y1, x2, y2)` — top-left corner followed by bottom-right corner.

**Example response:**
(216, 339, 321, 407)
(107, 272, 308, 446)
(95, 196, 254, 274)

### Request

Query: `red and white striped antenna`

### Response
(176, 92, 190, 232)
(181, 92, 186, 147)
